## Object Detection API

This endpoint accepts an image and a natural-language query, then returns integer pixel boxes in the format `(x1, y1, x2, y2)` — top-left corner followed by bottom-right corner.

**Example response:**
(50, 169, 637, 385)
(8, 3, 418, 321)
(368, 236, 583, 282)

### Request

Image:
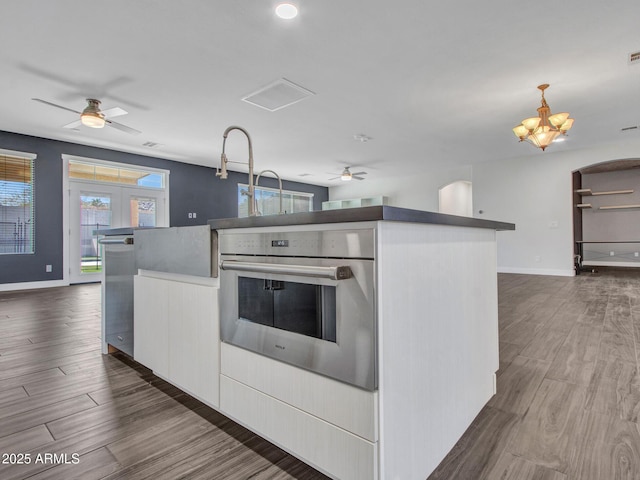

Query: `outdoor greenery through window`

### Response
(238, 184, 314, 217)
(0, 151, 35, 254)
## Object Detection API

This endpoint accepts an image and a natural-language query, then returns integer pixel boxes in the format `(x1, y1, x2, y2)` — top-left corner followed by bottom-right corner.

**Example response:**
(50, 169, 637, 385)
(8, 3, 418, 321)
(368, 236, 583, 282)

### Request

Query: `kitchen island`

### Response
(127, 206, 513, 480)
(209, 206, 514, 480)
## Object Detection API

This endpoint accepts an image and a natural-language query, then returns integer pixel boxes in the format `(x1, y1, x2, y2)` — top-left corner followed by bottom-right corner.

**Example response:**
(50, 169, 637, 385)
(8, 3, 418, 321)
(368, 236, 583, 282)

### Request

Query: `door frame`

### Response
(62, 154, 170, 285)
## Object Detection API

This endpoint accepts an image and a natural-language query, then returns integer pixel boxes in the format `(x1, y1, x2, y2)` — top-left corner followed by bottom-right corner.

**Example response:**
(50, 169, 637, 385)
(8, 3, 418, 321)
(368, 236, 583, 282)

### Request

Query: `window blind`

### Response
(0, 153, 35, 254)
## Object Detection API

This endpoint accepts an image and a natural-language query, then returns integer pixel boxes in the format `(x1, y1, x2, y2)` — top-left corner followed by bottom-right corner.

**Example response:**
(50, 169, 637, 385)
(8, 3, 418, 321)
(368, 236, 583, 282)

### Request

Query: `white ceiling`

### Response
(1, 1, 639, 186)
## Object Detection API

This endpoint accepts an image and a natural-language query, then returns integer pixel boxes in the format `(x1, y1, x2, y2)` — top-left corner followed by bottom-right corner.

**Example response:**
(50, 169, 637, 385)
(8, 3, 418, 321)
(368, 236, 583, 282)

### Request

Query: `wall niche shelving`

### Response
(575, 188, 636, 210)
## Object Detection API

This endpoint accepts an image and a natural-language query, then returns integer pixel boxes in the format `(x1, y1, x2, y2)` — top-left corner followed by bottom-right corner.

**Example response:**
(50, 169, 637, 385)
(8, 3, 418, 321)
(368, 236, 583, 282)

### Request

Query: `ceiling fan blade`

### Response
(100, 107, 128, 119)
(351, 172, 367, 176)
(353, 175, 366, 180)
(105, 119, 141, 135)
(328, 176, 341, 180)
(32, 98, 81, 115)
(63, 120, 82, 129)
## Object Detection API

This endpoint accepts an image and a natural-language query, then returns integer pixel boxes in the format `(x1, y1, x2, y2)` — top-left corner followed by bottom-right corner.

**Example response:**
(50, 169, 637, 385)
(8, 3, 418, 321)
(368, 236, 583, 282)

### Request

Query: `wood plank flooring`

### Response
(1, 269, 640, 479)
(429, 268, 640, 480)
(0, 285, 328, 480)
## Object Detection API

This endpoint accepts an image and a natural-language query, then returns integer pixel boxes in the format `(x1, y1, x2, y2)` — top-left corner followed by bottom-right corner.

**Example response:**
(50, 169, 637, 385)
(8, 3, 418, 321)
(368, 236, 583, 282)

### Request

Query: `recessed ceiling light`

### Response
(275, 3, 298, 19)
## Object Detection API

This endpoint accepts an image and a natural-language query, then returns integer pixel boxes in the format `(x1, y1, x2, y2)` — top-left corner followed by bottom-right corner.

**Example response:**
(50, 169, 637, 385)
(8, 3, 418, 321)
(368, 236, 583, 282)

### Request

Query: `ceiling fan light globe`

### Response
(341, 173, 352, 181)
(81, 113, 106, 128)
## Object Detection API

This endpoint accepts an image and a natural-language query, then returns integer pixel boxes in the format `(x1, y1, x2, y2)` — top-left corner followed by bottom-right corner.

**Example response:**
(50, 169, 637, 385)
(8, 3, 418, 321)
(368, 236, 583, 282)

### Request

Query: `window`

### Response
(0, 150, 36, 254)
(68, 159, 165, 189)
(238, 184, 314, 217)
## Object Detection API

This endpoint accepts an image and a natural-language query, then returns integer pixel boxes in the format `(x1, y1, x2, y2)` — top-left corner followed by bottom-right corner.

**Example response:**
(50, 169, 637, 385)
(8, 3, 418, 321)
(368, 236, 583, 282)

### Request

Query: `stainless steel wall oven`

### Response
(219, 228, 376, 390)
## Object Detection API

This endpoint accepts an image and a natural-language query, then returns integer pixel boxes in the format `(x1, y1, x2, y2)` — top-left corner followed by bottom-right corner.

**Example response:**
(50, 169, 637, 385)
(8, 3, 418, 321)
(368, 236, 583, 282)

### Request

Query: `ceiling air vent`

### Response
(242, 78, 315, 112)
(629, 50, 640, 66)
(142, 141, 163, 148)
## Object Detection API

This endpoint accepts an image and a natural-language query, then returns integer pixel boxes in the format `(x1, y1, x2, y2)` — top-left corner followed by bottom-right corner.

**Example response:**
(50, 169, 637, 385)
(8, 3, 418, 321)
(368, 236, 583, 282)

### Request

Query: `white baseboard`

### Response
(497, 266, 575, 277)
(583, 261, 640, 268)
(0, 279, 69, 292)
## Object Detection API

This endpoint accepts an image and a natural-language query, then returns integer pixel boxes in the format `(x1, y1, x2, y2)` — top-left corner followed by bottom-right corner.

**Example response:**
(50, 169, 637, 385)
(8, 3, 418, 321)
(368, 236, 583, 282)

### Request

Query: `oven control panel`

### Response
(219, 228, 375, 259)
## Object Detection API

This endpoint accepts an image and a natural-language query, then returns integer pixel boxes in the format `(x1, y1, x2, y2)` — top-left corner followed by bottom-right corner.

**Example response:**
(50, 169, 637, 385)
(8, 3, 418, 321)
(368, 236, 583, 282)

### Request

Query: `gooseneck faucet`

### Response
(217, 125, 256, 216)
(255, 169, 284, 215)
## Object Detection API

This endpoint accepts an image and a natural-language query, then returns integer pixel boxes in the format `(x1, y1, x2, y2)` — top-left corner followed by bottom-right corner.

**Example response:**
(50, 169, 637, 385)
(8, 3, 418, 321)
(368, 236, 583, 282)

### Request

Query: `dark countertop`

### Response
(207, 206, 515, 231)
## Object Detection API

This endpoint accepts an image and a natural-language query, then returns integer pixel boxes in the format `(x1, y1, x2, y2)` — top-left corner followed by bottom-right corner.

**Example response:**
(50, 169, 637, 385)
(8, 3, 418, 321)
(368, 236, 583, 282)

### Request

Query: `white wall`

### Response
(328, 137, 640, 276)
(439, 181, 472, 217)
(329, 165, 472, 212)
(473, 138, 640, 276)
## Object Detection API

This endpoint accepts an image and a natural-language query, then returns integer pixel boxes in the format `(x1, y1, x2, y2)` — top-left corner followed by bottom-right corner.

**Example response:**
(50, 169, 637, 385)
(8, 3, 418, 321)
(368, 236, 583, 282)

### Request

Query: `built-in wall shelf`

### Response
(599, 204, 640, 210)
(577, 203, 592, 209)
(575, 188, 634, 196)
(322, 195, 388, 211)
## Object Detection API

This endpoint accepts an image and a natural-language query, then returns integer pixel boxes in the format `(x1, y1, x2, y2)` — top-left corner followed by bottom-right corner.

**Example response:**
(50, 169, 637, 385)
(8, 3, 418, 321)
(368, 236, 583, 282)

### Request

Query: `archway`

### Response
(439, 180, 472, 217)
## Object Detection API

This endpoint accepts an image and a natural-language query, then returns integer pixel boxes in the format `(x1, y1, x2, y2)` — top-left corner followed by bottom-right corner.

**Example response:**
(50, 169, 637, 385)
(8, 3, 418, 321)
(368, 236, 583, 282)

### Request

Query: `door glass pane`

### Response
(80, 194, 111, 274)
(130, 197, 156, 227)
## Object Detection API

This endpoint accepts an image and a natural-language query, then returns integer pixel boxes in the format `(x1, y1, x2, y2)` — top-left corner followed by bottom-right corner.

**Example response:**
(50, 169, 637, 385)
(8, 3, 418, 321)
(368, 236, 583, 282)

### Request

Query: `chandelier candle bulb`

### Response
(512, 84, 574, 151)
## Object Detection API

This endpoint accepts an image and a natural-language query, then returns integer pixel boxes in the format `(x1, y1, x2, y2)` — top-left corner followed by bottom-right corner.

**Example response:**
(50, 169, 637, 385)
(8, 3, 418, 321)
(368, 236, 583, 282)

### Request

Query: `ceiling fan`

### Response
(32, 98, 141, 135)
(329, 166, 367, 182)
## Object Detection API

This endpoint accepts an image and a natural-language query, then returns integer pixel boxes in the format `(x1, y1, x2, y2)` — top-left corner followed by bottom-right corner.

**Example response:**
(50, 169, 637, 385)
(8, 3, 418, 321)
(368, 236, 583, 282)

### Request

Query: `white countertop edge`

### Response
(137, 269, 219, 287)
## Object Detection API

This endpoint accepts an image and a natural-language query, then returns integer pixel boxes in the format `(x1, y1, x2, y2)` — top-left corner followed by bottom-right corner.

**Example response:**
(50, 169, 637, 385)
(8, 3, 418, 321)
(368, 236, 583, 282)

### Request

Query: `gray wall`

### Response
(581, 169, 640, 241)
(0, 130, 328, 285)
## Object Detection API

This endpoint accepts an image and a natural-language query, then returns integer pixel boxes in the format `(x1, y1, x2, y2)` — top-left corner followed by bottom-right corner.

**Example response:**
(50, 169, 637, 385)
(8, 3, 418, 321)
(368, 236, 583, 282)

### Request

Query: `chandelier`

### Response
(512, 84, 574, 151)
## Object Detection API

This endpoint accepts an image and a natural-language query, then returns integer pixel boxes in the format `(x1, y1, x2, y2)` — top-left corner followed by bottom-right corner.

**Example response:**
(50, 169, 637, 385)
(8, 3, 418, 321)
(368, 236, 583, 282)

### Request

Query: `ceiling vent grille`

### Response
(629, 50, 640, 66)
(242, 78, 315, 112)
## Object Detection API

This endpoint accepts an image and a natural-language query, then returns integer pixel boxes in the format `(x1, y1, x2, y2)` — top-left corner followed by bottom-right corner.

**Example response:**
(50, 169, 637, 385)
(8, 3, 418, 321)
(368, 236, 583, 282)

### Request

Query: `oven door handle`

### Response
(220, 260, 352, 280)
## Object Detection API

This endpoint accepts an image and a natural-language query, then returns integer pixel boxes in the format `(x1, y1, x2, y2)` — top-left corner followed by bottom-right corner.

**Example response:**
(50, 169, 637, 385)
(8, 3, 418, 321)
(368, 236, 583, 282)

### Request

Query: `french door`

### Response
(68, 181, 167, 284)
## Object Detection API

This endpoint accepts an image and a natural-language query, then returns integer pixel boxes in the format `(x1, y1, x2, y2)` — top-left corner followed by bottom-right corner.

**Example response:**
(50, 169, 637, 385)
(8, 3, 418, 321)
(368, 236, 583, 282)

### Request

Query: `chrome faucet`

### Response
(217, 125, 257, 216)
(255, 169, 284, 215)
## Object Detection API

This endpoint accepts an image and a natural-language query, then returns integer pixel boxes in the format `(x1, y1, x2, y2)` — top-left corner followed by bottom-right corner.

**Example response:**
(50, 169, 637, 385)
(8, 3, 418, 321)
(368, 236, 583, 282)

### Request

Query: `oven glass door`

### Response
(220, 255, 376, 390)
(238, 277, 337, 341)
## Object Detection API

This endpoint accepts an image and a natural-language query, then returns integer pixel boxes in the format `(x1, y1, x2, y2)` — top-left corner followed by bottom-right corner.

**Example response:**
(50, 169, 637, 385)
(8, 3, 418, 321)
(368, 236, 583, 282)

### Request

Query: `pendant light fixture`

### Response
(512, 84, 574, 151)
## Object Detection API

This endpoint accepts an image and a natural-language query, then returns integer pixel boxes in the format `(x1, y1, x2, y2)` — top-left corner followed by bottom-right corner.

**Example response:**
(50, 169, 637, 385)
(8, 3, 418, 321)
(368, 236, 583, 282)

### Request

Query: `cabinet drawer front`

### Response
(220, 375, 377, 480)
(221, 343, 377, 441)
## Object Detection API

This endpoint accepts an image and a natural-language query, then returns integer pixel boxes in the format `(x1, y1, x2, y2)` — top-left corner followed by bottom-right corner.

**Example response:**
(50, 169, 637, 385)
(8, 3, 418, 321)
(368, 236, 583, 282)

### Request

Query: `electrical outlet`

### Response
(45, 264, 52, 272)
(188, 213, 193, 219)
(192, 212, 197, 218)
(635, 252, 639, 257)
(548, 221, 558, 229)
(610, 251, 615, 256)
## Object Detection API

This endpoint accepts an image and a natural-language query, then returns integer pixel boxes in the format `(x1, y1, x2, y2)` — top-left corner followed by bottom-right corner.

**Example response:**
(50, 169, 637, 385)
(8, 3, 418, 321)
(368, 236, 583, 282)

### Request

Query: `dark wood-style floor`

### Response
(1, 270, 639, 479)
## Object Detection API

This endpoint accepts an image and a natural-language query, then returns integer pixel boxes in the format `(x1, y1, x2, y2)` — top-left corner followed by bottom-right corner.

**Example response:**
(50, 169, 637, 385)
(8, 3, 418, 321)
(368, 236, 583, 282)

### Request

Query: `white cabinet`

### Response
(220, 342, 377, 441)
(220, 375, 377, 480)
(134, 272, 220, 409)
(134, 275, 169, 377)
(220, 343, 378, 480)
